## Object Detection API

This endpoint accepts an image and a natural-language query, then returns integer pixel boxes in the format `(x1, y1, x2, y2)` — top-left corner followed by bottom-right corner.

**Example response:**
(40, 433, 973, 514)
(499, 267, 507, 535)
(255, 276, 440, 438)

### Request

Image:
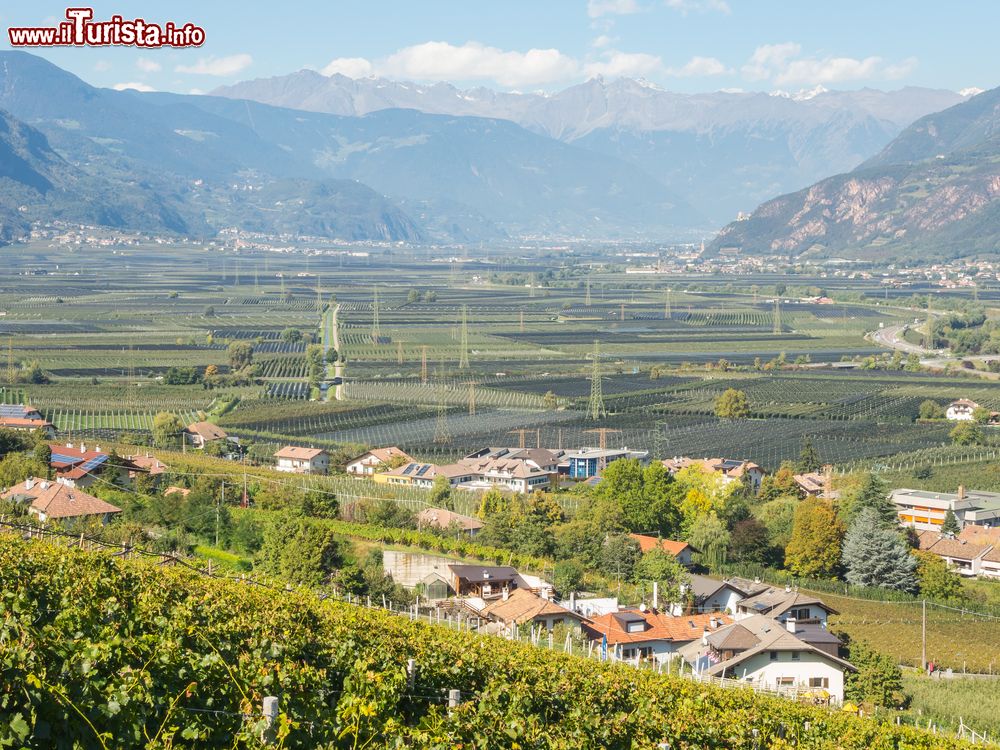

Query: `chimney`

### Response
(25, 478, 34, 490)
(784, 584, 791, 593)
(710, 616, 720, 629)
(652, 581, 659, 610)
(95, 445, 101, 453)
(39, 481, 48, 490)
(502, 587, 509, 601)
(80, 443, 86, 453)
(785, 617, 797, 633)
(701, 628, 710, 645)
(639, 602, 648, 612)
(958, 485, 966, 500)
(671, 602, 683, 617)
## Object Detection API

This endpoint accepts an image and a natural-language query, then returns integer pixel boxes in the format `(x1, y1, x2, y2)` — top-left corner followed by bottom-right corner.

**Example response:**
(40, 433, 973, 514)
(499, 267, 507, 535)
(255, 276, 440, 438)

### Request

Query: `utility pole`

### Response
(458, 305, 470, 370)
(6, 337, 14, 386)
(772, 298, 782, 335)
(216, 481, 224, 547)
(371, 285, 381, 344)
(507, 428, 530, 450)
(585, 276, 592, 307)
(588, 340, 607, 420)
(921, 599, 927, 670)
(421, 345, 428, 384)
(519, 310, 525, 333)
(585, 427, 620, 451)
(664, 288, 672, 320)
(619, 303, 625, 322)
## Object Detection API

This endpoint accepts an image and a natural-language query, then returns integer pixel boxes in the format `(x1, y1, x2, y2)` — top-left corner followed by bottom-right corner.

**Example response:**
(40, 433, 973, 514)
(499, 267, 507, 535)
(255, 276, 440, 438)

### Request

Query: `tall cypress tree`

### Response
(842, 508, 918, 592)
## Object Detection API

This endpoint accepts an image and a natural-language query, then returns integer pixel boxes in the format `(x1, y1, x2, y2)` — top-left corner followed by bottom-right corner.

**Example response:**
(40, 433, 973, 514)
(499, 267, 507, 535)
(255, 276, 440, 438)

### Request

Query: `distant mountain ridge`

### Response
(0, 51, 704, 242)
(213, 72, 967, 224)
(708, 86, 1000, 260)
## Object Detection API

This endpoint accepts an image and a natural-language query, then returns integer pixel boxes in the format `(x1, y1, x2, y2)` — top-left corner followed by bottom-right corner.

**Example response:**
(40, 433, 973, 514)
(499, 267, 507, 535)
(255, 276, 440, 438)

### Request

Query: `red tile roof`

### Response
(630, 534, 691, 557)
(585, 609, 731, 646)
(274, 446, 327, 460)
(2, 477, 121, 520)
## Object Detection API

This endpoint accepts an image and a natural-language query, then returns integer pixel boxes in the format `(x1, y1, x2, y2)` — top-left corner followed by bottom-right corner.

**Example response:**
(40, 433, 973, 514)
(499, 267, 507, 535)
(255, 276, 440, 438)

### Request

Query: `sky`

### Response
(3, 1, 998, 96)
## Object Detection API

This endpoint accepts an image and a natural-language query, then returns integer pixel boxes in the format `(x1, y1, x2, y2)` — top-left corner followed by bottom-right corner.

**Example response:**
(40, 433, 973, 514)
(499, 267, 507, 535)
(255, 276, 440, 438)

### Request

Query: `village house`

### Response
(792, 466, 838, 499)
(374, 461, 474, 489)
(126, 453, 168, 482)
(734, 586, 838, 627)
(629, 534, 697, 567)
(274, 446, 330, 475)
(662, 456, 765, 493)
(0, 404, 54, 437)
(464, 447, 564, 474)
(183, 421, 229, 450)
(583, 608, 732, 664)
(687, 574, 766, 615)
(2, 477, 121, 525)
(892, 486, 1000, 531)
(47, 442, 129, 489)
(678, 614, 855, 703)
(345, 446, 413, 477)
(481, 588, 585, 633)
(945, 399, 979, 421)
(415, 507, 483, 537)
(917, 528, 999, 578)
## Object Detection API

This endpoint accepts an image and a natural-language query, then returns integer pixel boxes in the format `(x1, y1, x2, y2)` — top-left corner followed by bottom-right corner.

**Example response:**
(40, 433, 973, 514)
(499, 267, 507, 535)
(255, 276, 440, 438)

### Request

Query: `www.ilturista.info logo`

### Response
(8, 8, 205, 48)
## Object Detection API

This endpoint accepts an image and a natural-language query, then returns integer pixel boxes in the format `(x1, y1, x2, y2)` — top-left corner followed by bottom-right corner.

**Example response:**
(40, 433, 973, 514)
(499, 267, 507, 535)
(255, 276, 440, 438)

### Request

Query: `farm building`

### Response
(274, 446, 329, 475)
(792, 467, 838, 499)
(734, 587, 837, 627)
(345, 446, 413, 476)
(47, 442, 130, 489)
(2, 477, 121, 525)
(481, 588, 584, 633)
(917, 527, 1000, 578)
(945, 399, 979, 421)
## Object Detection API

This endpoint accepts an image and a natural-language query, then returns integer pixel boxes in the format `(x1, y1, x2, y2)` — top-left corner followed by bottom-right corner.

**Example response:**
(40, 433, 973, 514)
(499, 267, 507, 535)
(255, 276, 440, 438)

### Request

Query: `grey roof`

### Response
(448, 564, 518, 582)
(737, 588, 838, 617)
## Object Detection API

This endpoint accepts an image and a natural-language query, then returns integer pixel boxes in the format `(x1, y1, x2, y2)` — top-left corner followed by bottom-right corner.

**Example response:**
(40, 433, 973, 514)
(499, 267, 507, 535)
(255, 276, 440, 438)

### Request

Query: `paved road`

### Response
(868, 322, 1000, 379)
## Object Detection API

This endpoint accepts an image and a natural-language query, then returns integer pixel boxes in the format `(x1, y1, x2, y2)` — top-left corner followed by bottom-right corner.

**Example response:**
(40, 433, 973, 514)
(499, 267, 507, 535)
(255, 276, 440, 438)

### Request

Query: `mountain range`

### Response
(0, 50, 984, 249)
(708, 85, 1000, 260)
(213, 72, 966, 225)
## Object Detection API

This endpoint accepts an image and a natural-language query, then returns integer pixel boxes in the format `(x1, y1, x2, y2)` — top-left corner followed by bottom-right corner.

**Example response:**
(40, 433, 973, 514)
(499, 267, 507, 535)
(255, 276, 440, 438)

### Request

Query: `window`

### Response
(789, 607, 811, 620)
(791, 651, 800, 661)
(808, 677, 829, 689)
(769, 651, 778, 661)
(777, 677, 795, 687)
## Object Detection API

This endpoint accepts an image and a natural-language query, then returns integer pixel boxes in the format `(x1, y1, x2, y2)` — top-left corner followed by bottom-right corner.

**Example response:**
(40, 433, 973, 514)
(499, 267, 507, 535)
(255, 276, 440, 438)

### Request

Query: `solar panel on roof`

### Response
(415, 465, 430, 476)
(402, 464, 415, 475)
(0, 405, 28, 418)
(50, 452, 78, 464)
(80, 455, 108, 472)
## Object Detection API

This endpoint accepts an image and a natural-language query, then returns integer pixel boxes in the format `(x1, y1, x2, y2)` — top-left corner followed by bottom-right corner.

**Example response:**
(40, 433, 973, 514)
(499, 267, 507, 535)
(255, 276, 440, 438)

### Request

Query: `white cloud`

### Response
(742, 43, 917, 86)
(666, 55, 728, 77)
(112, 82, 155, 92)
(591, 34, 617, 49)
(321, 57, 374, 78)
(93, 60, 111, 72)
(136, 57, 161, 73)
(175, 53, 252, 77)
(584, 51, 663, 78)
(587, 0, 641, 18)
(381, 41, 578, 87)
(664, 0, 731, 14)
(959, 86, 985, 98)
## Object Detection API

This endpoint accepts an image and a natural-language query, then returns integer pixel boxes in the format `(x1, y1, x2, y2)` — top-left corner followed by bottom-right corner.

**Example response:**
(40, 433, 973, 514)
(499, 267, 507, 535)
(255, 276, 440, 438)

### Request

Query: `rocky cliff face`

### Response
(710, 89, 1000, 260)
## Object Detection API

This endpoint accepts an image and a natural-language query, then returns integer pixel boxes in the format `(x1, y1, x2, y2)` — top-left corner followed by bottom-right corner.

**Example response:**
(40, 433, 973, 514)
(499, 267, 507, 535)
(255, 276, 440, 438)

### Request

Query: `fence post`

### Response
(406, 659, 416, 692)
(448, 689, 461, 713)
(262, 696, 279, 744)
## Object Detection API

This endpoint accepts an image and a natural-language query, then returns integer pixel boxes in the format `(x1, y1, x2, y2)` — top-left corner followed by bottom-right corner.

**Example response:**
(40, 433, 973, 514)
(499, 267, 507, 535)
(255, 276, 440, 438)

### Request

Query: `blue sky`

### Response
(4, 1, 998, 95)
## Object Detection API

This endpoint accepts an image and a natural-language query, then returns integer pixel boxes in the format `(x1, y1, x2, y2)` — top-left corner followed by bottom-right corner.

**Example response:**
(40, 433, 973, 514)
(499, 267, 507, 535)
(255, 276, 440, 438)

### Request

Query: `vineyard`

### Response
(0, 534, 975, 749)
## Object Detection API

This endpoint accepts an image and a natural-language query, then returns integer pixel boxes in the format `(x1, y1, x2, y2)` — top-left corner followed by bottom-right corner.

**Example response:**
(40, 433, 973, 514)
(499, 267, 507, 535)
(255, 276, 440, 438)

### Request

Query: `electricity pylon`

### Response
(588, 340, 607, 420)
(664, 288, 672, 320)
(585, 427, 620, 450)
(458, 305, 470, 370)
(371, 285, 381, 344)
(585, 276, 592, 307)
(6, 338, 14, 386)
(433, 365, 451, 444)
(508, 428, 531, 449)
(772, 298, 782, 335)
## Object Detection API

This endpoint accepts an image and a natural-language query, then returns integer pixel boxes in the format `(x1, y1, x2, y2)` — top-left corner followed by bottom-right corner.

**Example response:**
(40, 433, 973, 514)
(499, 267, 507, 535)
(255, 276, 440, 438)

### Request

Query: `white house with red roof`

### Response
(0, 404, 54, 437)
(345, 446, 413, 476)
(274, 446, 330, 475)
(3, 477, 121, 525)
